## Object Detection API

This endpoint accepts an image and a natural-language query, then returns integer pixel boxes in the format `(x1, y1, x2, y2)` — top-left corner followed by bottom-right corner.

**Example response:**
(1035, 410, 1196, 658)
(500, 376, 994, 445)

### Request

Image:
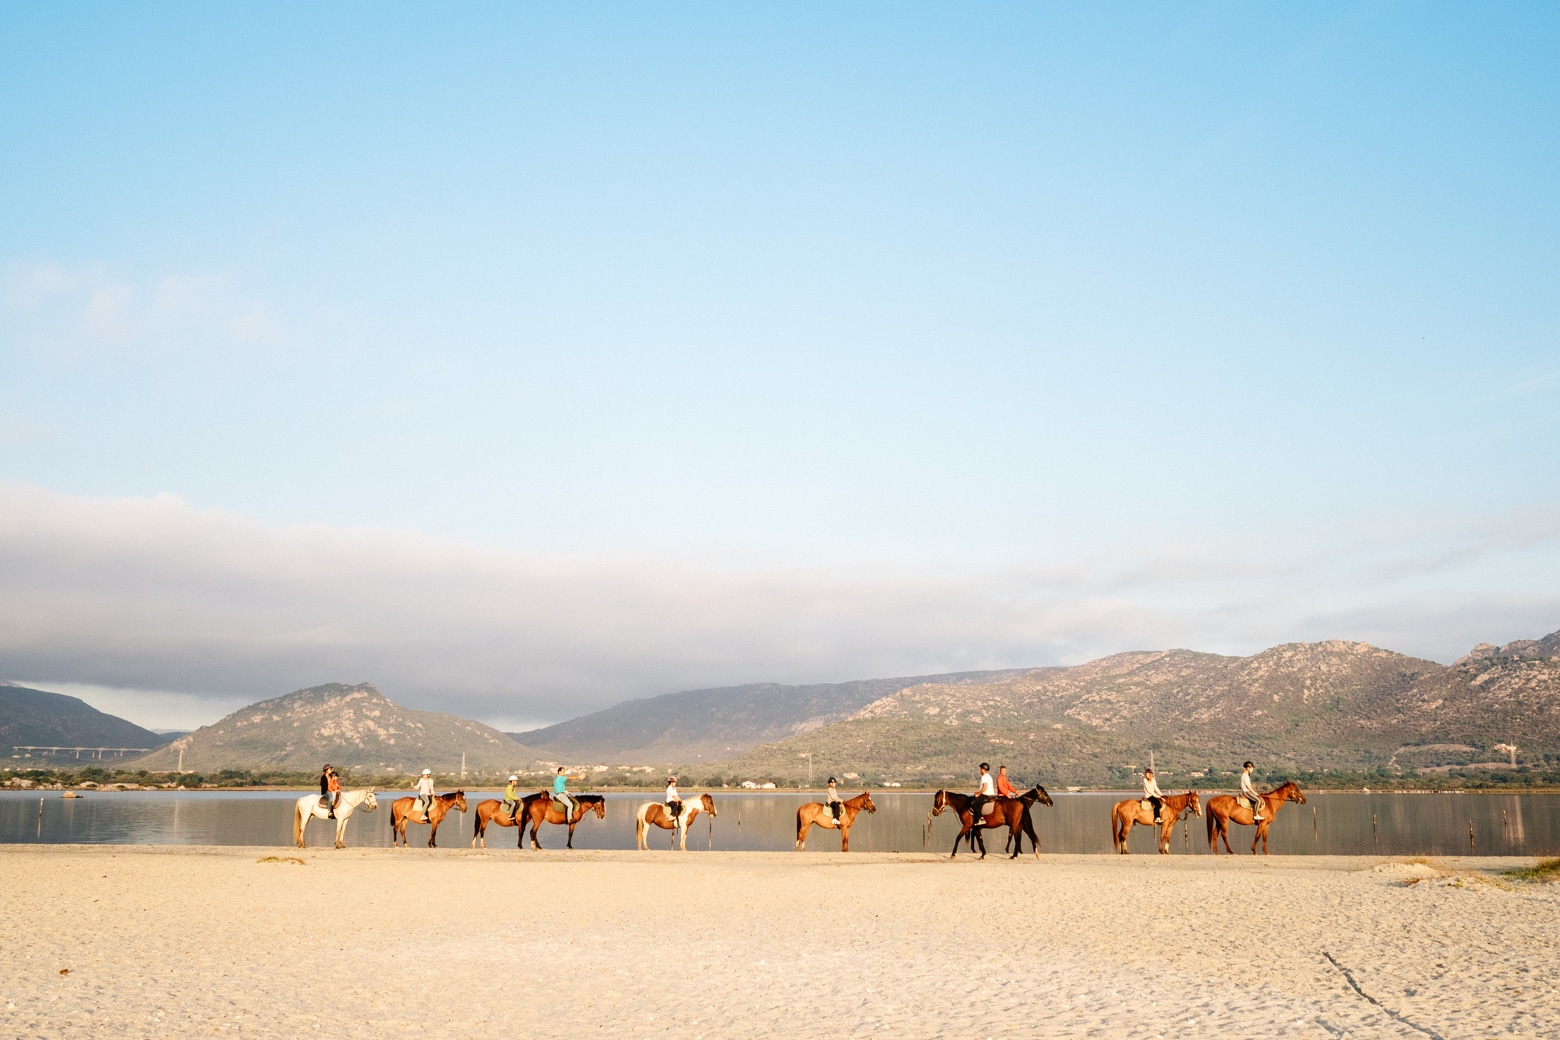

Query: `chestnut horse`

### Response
(931, 787, 1054, 859)
(635, 792, 717, 850)
(523, 793, 606, 850)
(794, 791, 877, 851)
(1110, 790, 1201, 854)
(470, 792, 546, 849)
(1205, 780, 1306, 855)
(292, 788, 377, 849)
(390, 790, 467, 848)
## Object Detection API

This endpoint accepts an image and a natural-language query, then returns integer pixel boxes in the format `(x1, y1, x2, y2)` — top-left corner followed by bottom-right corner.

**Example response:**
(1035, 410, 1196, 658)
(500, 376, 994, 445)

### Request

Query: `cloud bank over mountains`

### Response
(2, 483, 1557, 730)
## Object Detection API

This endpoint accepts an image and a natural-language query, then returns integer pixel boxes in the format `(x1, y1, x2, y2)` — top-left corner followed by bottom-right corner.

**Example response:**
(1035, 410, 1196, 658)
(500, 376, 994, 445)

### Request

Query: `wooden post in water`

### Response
(1469, 819, 1475, 852)
(1503, 809, 1509, 843)
(1372, 813, 1377, 845)
(1313, 805, 1318, 842)
(37, 797, 43, 840)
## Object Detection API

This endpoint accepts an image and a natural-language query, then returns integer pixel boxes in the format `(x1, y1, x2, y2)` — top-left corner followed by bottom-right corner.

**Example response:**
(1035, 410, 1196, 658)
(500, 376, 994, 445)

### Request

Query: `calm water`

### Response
(2, 789, 1557, 856)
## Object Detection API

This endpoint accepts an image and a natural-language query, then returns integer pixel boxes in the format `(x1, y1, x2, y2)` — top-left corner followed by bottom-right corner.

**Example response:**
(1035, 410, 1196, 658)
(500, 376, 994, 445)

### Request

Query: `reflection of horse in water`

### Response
(795, 791, 876, 851)
(471, 793, 543, 849)
(1111, 790, 1200, 854)
(1205, 780, 1306, 855)
(523, 794, 606, 850)
(931, 787, 1053, 859)
(635, 793, 717, 850)
(293, 788, 378, 849)
(390, 791, 467, 848)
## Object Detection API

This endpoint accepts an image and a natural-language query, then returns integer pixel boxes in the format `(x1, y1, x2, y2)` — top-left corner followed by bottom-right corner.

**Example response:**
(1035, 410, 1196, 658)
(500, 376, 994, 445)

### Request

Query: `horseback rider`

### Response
(415, 768, 436, 819)
(553, 767, 584, 820)
(995, 765, 1018, 799)
(970, 763, 996, 827)
(1239, 761, 1265, 823)
(1142, 767, 1164, 825)
(825, 777, 844, 824)
(502, 774, 521, 821)
(320, 764, 340, 819)
(665, 776, 684, 824)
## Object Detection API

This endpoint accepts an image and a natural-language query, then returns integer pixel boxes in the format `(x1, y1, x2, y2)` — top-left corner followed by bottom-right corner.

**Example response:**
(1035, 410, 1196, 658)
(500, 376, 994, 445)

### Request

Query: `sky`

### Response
(2, 3, 1558, 731)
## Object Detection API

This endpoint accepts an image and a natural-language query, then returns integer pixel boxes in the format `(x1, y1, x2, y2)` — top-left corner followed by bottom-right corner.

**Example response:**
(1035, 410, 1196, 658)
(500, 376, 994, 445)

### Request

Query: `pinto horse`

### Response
(635, 792, 717, 850)
(390, 790, 467, 848)
(932, 787, 1053, 859)
(292, 788, 377, 849)
(1111, 790, 1200, 854)
(523, 793, 606, 850)
(471, 793, 546, 849)
(1205, 780, 1306, 855)
(794, 791, 876, 851)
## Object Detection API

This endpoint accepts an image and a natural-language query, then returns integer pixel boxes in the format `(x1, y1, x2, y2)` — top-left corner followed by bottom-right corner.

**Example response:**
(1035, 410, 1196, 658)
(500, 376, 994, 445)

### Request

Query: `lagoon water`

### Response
(4, 788, 1557, 856)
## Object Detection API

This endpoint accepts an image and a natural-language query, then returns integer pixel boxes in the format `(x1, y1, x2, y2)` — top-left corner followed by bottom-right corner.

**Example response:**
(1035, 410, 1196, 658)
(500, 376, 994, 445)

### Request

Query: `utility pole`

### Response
(460, 752, 467, 780)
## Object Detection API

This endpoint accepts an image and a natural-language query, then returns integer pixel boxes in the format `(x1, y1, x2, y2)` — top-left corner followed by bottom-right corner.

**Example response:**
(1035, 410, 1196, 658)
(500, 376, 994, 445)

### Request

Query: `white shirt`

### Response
(1142, 776, 1164, 798)
(666, 784, 680, 803)
(977, 773, 996, 797)
(1239, 771, 1259, 798)
(416, 776, 435, 799)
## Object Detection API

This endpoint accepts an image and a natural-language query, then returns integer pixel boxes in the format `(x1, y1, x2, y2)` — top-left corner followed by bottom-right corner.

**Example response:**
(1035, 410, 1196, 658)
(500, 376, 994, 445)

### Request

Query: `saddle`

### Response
(1139, 799, 1154, 814)
(318, 796, 331, 810)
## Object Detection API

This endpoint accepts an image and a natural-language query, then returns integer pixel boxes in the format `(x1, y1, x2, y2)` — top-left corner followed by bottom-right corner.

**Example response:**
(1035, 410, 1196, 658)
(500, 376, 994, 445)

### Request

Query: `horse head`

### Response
(931, 790, 949, 816)
(453, 790, 468, 812)
(362, 790, 378, 812)
(1186, 791, 1202, 817)
(699, 792, 717, 817)
(590, 797, 607, 819)
(1030, 785, 1054, 807)
(860, 792, 877, 814)
(1280, 781, 1306, 804)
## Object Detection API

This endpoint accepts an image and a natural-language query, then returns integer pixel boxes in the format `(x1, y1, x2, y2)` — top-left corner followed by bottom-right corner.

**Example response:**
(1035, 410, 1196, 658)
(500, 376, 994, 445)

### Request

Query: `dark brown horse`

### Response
(931, 787, 1053, 859)
(470, 792, 547, 849)
(794, 791, 877, 851)
(1205, 780, 1306, 855)
(522, 793, 606, 850)
(1111, 790, 1200, 854)
(390, 790, 467, 848)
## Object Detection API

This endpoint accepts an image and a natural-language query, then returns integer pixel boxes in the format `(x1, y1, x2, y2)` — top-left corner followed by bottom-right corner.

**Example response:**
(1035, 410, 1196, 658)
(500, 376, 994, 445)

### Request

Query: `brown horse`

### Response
(1205, 780, 1306, 855)
(522, 793, 606, 850)
(794, 792, 877, 851)
(470, 792, 547, 849)
(390, 790, 467, 848)
(931, 787, 1054, 859)
(1111, 790, 1201, 854)
(635, 792, 717, 850)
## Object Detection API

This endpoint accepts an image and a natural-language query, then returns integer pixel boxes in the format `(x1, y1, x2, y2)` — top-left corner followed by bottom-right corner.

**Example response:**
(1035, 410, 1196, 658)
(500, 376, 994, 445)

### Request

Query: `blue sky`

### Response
(2, 4, 1558, 728)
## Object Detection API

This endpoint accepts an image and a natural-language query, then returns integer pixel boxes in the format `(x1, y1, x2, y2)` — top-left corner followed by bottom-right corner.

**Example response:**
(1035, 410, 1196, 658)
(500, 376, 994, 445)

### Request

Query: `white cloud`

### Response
(1, 263, 288, 362)
(0, 483, 1556, 730)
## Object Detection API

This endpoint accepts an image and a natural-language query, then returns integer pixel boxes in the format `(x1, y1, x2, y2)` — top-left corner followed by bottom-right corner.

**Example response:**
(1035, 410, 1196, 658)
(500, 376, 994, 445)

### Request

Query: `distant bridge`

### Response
(11, 746, 152, 760)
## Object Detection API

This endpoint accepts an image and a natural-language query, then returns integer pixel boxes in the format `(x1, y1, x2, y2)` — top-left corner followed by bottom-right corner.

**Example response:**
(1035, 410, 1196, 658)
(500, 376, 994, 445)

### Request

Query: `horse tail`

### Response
(1205, 805, 1217, 848)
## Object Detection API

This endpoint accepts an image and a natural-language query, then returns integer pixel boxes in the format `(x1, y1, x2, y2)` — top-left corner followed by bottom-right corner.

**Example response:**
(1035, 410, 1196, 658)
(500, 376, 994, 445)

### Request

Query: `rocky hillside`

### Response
(513, 670, 1025, 764)
(1, 683, 170, 757)
(132, 683, 545, 774)
(724, 633, 1560, 786)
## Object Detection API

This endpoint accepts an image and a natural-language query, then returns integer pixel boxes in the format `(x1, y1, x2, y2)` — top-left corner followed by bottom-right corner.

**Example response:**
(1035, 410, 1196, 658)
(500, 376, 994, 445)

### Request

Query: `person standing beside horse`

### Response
(1239, 762, 1265, 823)
(1142, 768, 1164, 825)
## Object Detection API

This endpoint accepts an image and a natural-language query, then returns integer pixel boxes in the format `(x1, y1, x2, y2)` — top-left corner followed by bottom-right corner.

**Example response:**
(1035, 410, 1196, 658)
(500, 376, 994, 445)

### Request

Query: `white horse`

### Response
(634, 792, 717, 851)
(293, 788, 378, 849)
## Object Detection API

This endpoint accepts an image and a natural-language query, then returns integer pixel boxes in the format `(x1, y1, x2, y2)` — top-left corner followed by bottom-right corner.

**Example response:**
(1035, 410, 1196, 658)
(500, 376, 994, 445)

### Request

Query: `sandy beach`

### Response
(2, 846, 1555, 1039)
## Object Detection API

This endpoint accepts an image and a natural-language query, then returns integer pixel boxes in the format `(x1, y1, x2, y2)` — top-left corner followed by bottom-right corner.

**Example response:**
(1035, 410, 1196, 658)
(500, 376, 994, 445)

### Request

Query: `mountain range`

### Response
(132, 683, 545, 774)
(511, 670, 1025, 763)
(2, 683, 170, 758)
(722, 632, 1560, 785)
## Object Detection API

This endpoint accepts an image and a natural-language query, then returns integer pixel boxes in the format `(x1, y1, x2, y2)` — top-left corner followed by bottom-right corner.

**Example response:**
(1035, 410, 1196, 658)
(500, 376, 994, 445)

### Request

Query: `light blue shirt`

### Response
(553, 774, 568, 795)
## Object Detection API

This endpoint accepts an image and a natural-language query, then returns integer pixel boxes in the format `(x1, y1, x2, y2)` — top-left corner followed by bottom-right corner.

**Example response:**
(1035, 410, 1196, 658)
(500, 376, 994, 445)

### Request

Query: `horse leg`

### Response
(840, 822, 849, 853)
(795, 818, 808, 852)
(950, 822, 966, 859)
(566, 820, 576, 850)
(1024, 813, 1040, 859)
(1219, 818, 1236, 856)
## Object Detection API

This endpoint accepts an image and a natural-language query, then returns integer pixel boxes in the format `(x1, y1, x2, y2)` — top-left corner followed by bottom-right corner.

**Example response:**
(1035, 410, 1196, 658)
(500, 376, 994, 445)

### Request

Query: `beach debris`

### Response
(256, 855, 306, 865)
(58, 968, 69, 976)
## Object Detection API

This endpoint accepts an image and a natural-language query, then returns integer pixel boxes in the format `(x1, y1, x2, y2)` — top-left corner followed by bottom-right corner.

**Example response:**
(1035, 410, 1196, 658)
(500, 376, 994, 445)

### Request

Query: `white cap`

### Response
(508, 774, 518, 781)
(421, 769, 431, 775)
